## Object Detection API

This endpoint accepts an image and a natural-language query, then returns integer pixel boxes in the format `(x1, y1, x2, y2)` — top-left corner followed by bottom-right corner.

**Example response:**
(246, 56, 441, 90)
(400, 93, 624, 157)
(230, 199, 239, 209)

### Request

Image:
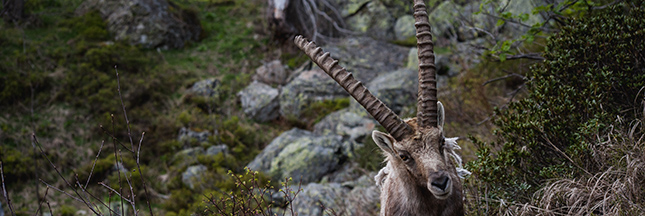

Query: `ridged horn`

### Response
(294, 35, 414, 141)
(414, 0, 438, 129)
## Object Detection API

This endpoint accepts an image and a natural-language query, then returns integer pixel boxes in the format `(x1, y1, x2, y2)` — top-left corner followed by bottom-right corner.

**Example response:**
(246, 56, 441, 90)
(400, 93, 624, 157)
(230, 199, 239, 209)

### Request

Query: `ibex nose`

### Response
(431, 174, 450, 191)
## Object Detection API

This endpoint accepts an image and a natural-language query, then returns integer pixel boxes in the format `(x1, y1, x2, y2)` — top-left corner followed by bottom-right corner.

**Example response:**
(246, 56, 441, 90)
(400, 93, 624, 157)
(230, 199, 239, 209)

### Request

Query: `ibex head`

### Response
(371, 102, 459, 200)
(295, 0, 467, 214)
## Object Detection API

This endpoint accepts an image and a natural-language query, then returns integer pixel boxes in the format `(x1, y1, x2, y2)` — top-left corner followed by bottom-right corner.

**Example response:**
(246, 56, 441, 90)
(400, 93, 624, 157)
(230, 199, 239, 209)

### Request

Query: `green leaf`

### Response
(496, 19, 505, 27)
(520, 13, 529, 22)
(499, 53, 507, 62)
(501, 40, 512, 51)
(501, 11, 513, 19)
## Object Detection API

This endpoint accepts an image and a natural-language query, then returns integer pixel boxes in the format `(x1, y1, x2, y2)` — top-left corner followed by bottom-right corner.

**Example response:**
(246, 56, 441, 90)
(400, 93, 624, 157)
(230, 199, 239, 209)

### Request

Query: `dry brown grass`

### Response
(468, 107, 645, 216)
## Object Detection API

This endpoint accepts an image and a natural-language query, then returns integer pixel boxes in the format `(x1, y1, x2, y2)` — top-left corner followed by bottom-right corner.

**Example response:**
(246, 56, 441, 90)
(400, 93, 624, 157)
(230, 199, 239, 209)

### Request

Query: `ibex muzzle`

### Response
(294, 0, 469, 214)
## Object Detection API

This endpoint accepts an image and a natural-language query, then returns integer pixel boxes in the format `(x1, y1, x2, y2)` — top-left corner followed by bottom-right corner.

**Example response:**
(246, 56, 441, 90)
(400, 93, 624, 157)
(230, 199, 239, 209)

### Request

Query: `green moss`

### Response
(298, 98, 350, 127)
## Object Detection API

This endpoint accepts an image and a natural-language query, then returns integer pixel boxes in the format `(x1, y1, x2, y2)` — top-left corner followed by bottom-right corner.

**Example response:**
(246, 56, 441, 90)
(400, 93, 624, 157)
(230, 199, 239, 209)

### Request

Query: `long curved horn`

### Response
(414, 0, 438, 128)
(294, 35, 414, 141)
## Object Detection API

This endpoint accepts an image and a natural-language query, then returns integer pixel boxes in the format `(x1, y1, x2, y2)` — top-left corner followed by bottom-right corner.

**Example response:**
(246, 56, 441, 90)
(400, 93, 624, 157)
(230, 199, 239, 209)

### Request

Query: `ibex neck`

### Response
(381, 166, 464, 216)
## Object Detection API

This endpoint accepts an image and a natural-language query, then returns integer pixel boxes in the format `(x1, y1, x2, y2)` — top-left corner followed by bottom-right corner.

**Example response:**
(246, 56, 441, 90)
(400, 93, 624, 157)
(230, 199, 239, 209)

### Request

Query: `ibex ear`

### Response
(437, 101, 445, 129)
(372, 130, 396, 155)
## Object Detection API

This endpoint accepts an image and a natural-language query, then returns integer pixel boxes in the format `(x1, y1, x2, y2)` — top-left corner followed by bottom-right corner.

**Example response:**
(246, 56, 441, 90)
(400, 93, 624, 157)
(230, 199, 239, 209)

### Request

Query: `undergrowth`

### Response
(466, 3, 645, 214)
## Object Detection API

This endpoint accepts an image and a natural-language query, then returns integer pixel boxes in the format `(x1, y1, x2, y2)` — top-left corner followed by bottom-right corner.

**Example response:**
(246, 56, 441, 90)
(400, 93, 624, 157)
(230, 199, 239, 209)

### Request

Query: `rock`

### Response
(288, 177, 380, 216)
(206, 144, 229, 156)
(75, 0, 201, 49)
(113, 162, 129, 173)
(247, 128, 347, 184)
(172, 147, 205, 166)
(178, 127, 211, 144)
(428, 1, 463, 40)
(237, 81, 280, 122)
(187, 78, 220, 98)
(254, 60, 289, 85)
(341, 175, 380, 216)
(323, 37, 409, 83)
(394, 15, 416, 41)
(289, 183, 348, 216)
(348, 68, 417, 117)
(320, 162, 364, 183)
(279, 68, 348, 121)
(344, 1, 395, 41)
(313, 109, 375, 144)
(182, 165, 207, 190)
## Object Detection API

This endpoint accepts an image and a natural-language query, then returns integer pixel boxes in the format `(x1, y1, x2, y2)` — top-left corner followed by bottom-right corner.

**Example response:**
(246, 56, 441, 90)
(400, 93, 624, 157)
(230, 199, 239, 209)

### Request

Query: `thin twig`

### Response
(35, 186, 50, 216)
(1, 161, 16, 216)
(99, 182, 133, 204)
(119, 151, 138, 216)
(483, 73, 526, 86)
(115, 65, 154, 215)
(39, 179, 83, 202)
(86, 140, 106, 189)
(33, 135, 101, 214)
(110, 114, 126, 216)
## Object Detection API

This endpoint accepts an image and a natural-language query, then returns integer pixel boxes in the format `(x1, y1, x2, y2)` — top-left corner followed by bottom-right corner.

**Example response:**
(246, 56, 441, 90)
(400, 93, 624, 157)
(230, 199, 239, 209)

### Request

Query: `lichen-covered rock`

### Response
(323, 37, 409, 83)
(279, 68, 348, 121)
(254, 60, 289, 85)
(182, 165, 207, 190)
(206, 144, 229, 156)
(289, 183, 348, 216)
(348, 68, 417, 117)
(247, 128, 347, 184)
(428, 1, 463, 40)
(187, 78, 220, 98)
(237, 81, 280, 122)
(287, 175, 380, 216)
(75, 0, 201, 49)
(172, 147, 204, 167)
(342, 175, 380, 216)
(394, 15, 415, 41)
(344, 1, 395, 41)
(178, 127, 211, 144)
(313, 109, 375, 144)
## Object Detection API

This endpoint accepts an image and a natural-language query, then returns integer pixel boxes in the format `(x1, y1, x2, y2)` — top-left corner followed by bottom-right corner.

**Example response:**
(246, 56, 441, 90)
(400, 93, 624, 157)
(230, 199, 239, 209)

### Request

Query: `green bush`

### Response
(468, 3, 645, 203)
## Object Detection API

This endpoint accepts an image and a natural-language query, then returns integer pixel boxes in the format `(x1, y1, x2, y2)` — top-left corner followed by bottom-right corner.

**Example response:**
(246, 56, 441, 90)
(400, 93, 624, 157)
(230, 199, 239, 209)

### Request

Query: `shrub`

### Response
(467, 2, 645, 207)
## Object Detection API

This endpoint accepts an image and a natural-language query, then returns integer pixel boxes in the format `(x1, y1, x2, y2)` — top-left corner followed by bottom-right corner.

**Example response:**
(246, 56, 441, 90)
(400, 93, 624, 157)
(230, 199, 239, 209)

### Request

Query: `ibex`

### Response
(294, 0, 469, 215)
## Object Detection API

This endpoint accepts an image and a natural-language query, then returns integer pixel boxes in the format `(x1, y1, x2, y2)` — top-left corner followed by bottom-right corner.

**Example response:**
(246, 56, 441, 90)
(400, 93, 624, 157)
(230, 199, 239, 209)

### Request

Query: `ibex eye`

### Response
(399, 154, 409, 161)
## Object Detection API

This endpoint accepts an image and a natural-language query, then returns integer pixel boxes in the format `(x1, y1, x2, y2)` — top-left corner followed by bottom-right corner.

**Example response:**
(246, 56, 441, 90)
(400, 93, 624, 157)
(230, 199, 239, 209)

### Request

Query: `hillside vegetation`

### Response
(1, 0, 643, 215)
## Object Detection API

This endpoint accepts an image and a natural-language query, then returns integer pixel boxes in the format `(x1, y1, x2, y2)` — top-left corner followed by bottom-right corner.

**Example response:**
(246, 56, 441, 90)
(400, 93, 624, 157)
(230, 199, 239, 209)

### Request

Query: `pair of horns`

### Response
(294, 0, 437, 141)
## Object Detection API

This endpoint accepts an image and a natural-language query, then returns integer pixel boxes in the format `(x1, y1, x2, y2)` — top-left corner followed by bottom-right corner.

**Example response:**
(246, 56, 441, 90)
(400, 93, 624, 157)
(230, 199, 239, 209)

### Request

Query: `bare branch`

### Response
(86, 140, 106, 189)
(1, 161, 16, 216)
(33, 134, 101, 215)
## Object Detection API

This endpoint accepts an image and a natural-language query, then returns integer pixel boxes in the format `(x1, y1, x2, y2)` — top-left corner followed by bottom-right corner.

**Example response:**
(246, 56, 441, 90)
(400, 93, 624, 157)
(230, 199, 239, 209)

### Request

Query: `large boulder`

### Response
(206, 144, 229, 156)
(182, 165, 207, 190)
(344, 1, 395, 41)
(254, 60, 289, 85)
(178, 127, 211, 144)
(287, 175, 380, 216)
(279, 68, 348, 121)
(348, 68, 417, 117)
(313, 109, 375, 145)
(247, 128, 348, 184)
(187, 78, 220, 99)
(237, 81, 280, 122)
(394, 15, 416, 41)
(289, 183, 348, 216)
(323, 37, 409, 83)
(75, 0, 201, 49)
